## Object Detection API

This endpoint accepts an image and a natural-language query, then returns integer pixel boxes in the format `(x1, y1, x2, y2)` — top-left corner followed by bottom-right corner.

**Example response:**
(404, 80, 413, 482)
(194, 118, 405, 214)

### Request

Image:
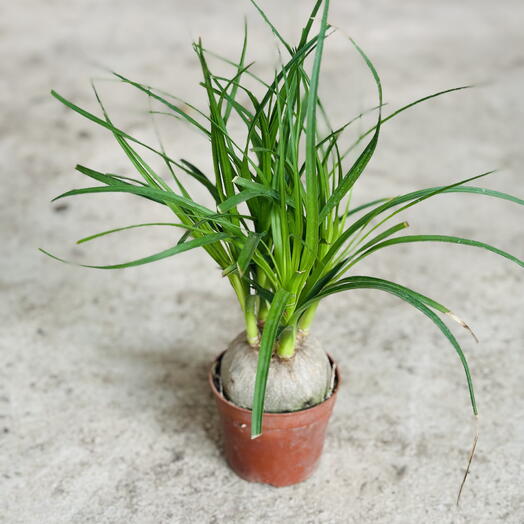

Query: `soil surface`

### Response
(1, 1, 523, 523)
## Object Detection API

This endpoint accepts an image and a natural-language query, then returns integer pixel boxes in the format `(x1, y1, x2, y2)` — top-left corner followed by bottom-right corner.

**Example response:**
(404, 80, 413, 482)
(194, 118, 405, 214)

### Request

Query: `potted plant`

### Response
(42, 0, 523, 487)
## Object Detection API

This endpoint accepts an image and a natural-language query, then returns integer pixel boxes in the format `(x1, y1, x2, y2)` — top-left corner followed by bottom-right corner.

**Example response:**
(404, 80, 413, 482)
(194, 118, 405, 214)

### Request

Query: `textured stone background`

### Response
(1, 1, 523, 522)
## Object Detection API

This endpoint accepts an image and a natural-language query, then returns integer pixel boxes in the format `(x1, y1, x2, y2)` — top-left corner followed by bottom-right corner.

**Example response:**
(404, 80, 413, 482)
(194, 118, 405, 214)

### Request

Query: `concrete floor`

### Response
(1, 1, 523, 522)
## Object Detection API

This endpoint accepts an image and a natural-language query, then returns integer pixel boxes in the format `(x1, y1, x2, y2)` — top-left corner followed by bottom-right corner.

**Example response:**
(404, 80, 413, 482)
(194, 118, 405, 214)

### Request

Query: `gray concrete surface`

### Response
(1, 1, 523, 522)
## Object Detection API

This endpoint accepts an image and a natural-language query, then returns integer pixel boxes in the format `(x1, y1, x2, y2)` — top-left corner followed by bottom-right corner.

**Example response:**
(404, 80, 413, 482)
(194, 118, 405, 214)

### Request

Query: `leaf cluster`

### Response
(43, 0, 523, 437)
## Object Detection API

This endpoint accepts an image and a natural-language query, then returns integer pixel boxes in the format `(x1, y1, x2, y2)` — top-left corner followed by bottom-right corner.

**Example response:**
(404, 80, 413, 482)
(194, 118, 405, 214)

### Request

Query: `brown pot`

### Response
(208, 352, 340, 487)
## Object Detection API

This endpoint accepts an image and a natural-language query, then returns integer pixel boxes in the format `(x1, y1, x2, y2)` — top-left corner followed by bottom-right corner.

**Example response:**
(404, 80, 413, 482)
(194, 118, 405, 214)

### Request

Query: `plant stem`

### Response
(229, 274, 247, 312)
(258, 299, 269, 323)
(256, 268, 269, 323)
(298, 301, 318, 334)
(277, 324, 297, 359)
(245, 294, 259, 346)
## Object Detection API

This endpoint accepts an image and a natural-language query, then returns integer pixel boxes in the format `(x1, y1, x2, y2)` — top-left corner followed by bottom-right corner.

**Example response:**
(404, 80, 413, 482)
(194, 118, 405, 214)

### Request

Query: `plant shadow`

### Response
(115, 345, 225, 456)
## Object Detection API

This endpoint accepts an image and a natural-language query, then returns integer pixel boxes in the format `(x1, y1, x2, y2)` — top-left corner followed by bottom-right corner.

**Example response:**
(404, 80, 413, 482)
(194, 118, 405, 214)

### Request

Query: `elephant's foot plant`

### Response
(43, 0, 523, 487)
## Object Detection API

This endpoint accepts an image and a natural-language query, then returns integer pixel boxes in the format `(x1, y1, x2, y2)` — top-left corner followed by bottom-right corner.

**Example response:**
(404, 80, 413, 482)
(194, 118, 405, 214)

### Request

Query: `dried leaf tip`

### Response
(456, 414, 480, 507)
(446, 312, 479, 343)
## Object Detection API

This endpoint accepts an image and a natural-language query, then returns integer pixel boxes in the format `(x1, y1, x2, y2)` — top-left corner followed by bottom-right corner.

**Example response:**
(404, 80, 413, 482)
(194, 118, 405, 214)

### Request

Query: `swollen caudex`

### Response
(220, 331, 333, 412)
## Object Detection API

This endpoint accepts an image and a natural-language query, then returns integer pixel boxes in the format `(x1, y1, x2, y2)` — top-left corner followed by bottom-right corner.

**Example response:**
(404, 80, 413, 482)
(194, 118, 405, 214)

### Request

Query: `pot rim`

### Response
(208, 350, 340, 419)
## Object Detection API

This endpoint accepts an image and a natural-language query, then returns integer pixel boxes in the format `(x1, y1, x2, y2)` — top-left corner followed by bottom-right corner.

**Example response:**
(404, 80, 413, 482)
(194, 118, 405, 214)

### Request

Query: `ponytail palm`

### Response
(42, 0, 524, 438)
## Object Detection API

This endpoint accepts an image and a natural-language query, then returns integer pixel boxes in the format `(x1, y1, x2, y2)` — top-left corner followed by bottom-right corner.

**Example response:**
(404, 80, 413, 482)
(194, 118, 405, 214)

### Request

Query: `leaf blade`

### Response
(310, 277, 478, 415)
(40, 233, 231, 270)
(237, 232, 263, 277)
(251, 288, 291, 438)
(353, 234, 524, 268)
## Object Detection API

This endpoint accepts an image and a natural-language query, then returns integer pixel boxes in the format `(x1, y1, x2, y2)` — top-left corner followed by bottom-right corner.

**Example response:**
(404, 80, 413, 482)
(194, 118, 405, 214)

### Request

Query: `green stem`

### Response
(256, 268, 269, 323)
(258, 299, 269, 323)
(277, 325, 297, 359)
(245, 295, 259, 346)
(298, 301, 318, 333)
(229, 273, 247, 312)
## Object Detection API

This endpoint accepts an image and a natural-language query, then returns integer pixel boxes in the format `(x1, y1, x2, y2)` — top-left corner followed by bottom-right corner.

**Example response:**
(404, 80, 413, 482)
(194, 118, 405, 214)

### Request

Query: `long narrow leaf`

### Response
(250, 0, 292, 54)
(308, 172, 497, 293)
(179, 159, 221, 203)
(113, 72, 210, 136)
(237, 233, 263, 277)
(53, 184, 215, 218)
(40, 233, 230, 270)
(332, 275, 478, 340)
(251, 288, 291, 438)
(51, 90, 191, 167)
(218, 189, 270, 213)
(301, 0, 330, 271)
(77, 222, 197, 244)
(347, 185, 524, 220)
(352, 235, 524, 268)
(309, 278, 478, 415)
(342, 85, 472, 158)
(319, 38, 383, 221)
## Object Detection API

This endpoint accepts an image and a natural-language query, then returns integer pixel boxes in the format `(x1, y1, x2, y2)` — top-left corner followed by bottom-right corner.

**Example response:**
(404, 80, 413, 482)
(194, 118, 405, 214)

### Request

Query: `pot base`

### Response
(209, 352, 339, 487)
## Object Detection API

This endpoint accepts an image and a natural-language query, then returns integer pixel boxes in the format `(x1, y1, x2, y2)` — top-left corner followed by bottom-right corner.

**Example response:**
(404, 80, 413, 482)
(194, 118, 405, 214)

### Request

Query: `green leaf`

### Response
(234, 176, 296, 208)
(247, 277, 275, 303)
(343, 85, 472, 158)
(218, 189, 267, 213)
(76, 222, 195, 244)
(298, 0, 324, 48)
(352, 234, 524, 268)
(40, 233, 230, 270)
(51, 90, 189, 166)
(179, 159, 221, 204)
(237, 233, 263, 277)
(301, 0, 330, 272)
(304, 222, 409, 301)
(76, 164, 143, 188)
(346, 185, 524, 220)
(332, 275, 458, 315)
(91, 82, 169, 193)
(335, 276, 478, 341)
(250, 0, 292, 54)
(223, 19, 249, 123)
(440, 185, 524, 206)
(310, 172, 497, 290)
(312, 277, 478, 415)
(251, 288, 291, 438)
(319, 37, 383, 221)
(354, 221, 409, 254)
(53, 184, 216, 218)
(113, 72, 210, 136)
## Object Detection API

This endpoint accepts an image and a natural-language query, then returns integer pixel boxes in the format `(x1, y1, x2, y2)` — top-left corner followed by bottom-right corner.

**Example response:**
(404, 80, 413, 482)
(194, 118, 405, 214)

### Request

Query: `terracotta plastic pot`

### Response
(208, 352, 340, 487)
